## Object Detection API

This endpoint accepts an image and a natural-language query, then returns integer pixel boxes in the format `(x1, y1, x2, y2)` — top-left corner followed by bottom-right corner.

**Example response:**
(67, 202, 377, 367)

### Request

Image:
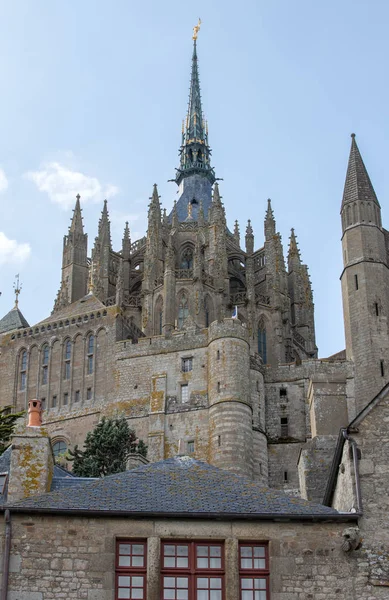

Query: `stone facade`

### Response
(0, 37, 388, 509)
(0, 515, 360, 600)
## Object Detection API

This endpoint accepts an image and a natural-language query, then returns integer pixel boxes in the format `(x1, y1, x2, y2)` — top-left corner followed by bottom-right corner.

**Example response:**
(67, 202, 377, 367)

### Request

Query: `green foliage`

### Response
(68, 416, 148, 477)
(0, 406, 25, 455)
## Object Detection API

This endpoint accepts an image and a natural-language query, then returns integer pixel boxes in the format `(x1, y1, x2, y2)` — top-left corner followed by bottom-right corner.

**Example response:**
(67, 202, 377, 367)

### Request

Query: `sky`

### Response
(0, 0, 388, 358)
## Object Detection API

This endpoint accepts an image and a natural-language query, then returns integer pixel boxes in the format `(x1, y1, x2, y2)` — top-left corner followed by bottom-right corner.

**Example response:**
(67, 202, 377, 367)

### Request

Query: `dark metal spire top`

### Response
(174, 21, 215, 187)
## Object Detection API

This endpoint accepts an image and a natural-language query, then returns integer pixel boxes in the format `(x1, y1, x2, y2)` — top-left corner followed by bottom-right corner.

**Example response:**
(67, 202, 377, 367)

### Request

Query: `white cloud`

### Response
(25, 162, 119, 209)
(0, 168, 8, 192)
(0, 232, 31, 266)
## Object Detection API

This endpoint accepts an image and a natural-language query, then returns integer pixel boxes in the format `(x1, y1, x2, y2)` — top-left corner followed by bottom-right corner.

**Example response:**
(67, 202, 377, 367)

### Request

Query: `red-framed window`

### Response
(239, 543, 269, 600)
(161, 541, 224, 599)
(116, 540, 147, 599)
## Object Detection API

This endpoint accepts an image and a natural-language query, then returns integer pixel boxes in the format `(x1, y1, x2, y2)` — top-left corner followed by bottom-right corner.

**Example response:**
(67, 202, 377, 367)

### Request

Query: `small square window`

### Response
(87, 387, 92, 400)
(182, 357, 193, 372)
(181, 384, 189, 403)
(74, 390, 80, 402)
(279, 388, 287, 397)
(187, 440, 195, 454)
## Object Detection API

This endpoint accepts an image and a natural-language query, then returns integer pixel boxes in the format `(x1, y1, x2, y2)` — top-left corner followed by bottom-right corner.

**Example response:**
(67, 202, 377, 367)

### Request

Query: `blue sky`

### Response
(0, 0, 388, 358)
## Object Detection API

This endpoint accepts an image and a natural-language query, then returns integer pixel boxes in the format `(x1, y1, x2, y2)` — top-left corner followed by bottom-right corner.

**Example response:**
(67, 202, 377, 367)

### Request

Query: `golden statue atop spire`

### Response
(192, 18, 201, 41)
(13, 274, 22, 308)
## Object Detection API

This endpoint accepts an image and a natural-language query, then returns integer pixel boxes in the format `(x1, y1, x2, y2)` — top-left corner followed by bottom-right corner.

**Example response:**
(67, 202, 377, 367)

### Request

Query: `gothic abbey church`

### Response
(0, 36, 387, 502)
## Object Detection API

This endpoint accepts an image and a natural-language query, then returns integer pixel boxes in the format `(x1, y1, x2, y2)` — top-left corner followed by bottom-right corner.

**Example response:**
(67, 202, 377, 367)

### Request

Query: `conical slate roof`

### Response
(342, 134, 379, 208)
(6, 456, 340, 518)
(0, 306, 30, 334)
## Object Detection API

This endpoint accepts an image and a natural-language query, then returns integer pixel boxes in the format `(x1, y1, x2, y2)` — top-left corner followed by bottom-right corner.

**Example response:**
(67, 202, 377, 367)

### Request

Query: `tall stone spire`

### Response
(264, 198, 276, 240)
(54, 194, 88, 310)
(171, 25, 216, 223)
(98, 200, 112, 248)
(69, 194, 84, 234)
(288, 228, 301, 272)
(342, 134, 380, 209)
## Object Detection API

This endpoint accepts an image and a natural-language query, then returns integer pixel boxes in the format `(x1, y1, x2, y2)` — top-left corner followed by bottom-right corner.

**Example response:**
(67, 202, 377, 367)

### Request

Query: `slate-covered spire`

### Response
(288, 228, 302, 272)
(98, 200, 112, 248)
(342, 134, 380, 208)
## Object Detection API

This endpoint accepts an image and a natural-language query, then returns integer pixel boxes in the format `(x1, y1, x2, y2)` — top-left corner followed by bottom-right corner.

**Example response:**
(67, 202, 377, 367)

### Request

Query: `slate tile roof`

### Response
(36, 293, 106, 325)
(6, 457, 339, 518)
(0, 307, 30, 334)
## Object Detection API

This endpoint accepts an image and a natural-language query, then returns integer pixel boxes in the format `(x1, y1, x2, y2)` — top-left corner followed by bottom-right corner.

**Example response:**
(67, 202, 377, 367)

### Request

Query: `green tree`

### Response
(68, 416, 147, 477)
(0, 406, 25, 455)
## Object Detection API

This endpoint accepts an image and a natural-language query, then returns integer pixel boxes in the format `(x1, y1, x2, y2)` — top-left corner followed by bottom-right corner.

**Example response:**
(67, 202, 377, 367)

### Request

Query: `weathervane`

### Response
(192, 18, 201, 41)
(13, 274, 22, 308)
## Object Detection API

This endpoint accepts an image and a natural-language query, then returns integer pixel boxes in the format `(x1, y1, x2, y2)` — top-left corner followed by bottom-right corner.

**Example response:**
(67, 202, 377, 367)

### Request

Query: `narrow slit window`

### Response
(380, 360, 385, 377)
(375, 302, 379, 316)
(280, 416, 289, 437)
(217, 382, 221, 393)
(355, 274, 359, 290)
(283, 470, 288, 483)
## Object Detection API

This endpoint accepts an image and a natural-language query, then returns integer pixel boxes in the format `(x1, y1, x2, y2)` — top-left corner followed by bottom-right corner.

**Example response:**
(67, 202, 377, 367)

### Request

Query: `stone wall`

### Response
(0, 514, 361, 600)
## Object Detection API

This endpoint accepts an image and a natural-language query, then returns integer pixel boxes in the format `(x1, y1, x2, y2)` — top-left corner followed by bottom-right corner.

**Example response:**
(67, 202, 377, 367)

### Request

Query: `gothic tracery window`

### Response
(258, 321, 267, 364)
(178, 294, 189, 329)
(87, 334, 94, 375)
(20, 350, 27, 391)
(42, 344, 49, 385)
(180, 248, 193, 270)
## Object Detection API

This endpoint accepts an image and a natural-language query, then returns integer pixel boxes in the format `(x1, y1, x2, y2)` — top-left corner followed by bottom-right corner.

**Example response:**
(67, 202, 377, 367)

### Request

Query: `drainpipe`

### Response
(342, 430, 363, 514)
(1, 509, 11, 600)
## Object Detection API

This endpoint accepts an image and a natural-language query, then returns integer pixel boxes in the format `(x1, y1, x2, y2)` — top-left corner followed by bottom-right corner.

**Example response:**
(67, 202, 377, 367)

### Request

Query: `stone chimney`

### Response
(7, 400, 54, 504)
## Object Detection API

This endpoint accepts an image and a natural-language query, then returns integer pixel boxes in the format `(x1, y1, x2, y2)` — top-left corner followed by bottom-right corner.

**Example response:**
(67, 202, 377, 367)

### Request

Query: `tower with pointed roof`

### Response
(54, 194, 88, 311)
(340, 134, 389, 415)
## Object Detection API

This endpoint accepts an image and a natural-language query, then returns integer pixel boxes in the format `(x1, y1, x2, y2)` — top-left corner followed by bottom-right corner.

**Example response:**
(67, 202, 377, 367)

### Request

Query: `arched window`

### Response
(87, 334, 94, 375)
(180, 248, 193, 270)
(42, 344, 49, 385)
(155, 297, 163, 335)
(178, 294, 189, 329)
(52, 440, 67, 458)
(64, 340, 71, 380)
(258, 322, 267, 364)
(20, 350, 27, 391)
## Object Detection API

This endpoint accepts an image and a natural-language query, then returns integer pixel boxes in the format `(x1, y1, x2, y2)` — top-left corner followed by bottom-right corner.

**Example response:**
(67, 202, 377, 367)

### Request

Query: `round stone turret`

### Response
(207, 318, 253, 478)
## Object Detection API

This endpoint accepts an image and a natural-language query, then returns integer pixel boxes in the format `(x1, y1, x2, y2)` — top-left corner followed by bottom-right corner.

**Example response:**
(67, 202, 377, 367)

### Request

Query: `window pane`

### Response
(132, 557, 144, 567)
(132, 545, 144, 555)
(254, 579, 267, 589)
(164, 557, 175, 568)
(118, 590, 131, 599)
(177, 545, 188, 556)
(242, 592, 253, 600)
(254, 593, 267, 600)
(132, 577, 143, 587)
(118, 576, 131, 586)
(119, 556, 131, 567)
(253, 559, 266, 569)
(241, 559, 252, 569)
(197, 579, 208, 587)
(197, 546, 209, 557)
(210, 558, 221, 569)
(241, 579, 253, 589)
(177, 591, 188, 600)
(197, 592, 208, 600)
(210, 547, 221, 557)
(177, 557, 188, 568)
(164, 546, 176, 556)
(197, 558, 208, 568)
(241, 547, 253, 557)
(254, 547, 265, 558)
(164, 578, 175, 587)
(164, 591, 175, 600)
(210, 592, 221, 600)
(131, 589, 143, 599)
(210, 579, 221, 589)
(177, 578, 188, 588)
